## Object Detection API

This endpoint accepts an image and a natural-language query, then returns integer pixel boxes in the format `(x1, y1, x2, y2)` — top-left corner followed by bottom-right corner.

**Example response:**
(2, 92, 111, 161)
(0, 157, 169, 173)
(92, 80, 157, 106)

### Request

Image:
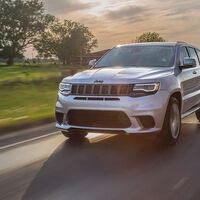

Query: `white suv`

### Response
(56, 42, 200, 144)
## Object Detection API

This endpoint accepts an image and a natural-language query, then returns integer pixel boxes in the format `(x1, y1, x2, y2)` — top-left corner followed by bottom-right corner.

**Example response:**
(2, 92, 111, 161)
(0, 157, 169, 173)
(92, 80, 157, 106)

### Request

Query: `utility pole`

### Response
(80, 49, 82, 66)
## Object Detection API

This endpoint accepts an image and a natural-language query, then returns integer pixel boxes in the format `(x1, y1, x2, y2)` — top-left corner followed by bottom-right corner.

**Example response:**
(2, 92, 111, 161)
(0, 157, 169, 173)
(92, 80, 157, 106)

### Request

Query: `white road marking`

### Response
(0, 131, 60, 151)
(172, 177, 190, 191)
(0, 131, 109, 151)
(0, 123, 56, 140)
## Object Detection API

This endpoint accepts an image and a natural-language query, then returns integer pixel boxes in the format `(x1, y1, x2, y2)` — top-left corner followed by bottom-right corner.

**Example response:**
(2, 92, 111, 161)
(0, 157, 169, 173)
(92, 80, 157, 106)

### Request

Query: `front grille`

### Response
(71, 84, 132, 96)
(68, 110, 131, 128)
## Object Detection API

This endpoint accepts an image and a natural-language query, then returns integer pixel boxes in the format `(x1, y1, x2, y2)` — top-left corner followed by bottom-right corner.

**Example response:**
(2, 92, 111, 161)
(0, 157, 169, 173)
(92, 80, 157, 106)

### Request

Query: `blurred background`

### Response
(0, 0, 200, 133)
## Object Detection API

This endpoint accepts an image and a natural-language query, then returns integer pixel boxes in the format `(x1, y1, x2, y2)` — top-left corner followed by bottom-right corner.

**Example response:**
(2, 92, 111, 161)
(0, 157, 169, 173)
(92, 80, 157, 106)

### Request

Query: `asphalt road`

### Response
(0, 115, 200, 200)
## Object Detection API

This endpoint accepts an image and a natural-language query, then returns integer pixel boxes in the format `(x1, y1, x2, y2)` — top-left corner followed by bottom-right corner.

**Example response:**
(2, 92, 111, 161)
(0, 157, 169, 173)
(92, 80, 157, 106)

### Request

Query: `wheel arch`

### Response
(170, 91, 182, 111)
(161, 90, 182, 130)
(159, 91, 182, 144)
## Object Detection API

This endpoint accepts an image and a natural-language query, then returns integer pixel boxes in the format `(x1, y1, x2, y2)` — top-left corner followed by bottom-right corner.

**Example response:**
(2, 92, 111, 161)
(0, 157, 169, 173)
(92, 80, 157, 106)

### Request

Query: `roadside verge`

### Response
(0, 117, 55, 135)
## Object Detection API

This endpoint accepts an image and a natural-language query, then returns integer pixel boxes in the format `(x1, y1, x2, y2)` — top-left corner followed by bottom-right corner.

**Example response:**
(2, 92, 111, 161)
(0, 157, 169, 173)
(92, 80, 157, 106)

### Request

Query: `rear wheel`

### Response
(160, 97, 181, 145)
(62, 130, 88, 140)
(195, 109, 200, 122)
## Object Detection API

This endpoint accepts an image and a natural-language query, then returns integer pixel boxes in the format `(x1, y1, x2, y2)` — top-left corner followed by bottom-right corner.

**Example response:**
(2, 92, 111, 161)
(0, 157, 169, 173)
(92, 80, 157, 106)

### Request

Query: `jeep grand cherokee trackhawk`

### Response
(56, 42, 200, 144)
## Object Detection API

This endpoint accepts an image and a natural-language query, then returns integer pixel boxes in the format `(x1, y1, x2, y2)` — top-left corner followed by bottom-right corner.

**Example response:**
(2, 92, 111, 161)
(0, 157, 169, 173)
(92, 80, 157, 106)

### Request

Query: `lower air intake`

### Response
(56, 112, 64, 124)
(138, 116, 155, 129)
(68, 110, 131, 128)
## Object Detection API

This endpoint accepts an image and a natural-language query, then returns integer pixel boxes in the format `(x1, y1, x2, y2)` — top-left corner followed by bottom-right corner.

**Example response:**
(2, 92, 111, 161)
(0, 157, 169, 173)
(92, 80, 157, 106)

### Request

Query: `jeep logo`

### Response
(94, 80, 104, 84)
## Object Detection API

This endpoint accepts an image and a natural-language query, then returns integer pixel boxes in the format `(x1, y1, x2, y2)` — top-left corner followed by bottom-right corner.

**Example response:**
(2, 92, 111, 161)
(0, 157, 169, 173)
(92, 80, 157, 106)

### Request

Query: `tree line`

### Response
(0, 0, 165, 65)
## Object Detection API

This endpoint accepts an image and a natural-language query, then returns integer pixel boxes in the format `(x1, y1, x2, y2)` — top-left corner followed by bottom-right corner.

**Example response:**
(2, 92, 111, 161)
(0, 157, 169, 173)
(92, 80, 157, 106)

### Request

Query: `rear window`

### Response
(180, 47, 189, 66)
(195, 49, 200, 64)
(188, 47, 200, 65)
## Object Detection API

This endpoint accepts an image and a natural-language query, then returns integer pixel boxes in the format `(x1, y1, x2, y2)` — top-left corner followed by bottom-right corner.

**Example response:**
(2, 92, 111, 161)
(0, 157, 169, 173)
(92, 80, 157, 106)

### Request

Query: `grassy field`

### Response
(0, 64, 88, 130)
(0, 81, 59, 128)
(0, 63, 87, 84)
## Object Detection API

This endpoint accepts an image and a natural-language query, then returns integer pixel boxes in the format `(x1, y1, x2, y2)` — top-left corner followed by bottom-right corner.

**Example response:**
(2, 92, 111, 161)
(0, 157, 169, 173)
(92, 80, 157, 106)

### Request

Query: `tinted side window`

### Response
(188, 47, 200, 65)
(180, 47, 189, 66)
(195, 49, 200, 64)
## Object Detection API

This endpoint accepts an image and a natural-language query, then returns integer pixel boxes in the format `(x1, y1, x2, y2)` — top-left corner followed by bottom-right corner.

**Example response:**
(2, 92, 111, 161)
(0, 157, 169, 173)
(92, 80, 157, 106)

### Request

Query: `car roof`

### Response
(117, 42, 199, 49)
(118, 42, 181, 48)
(115, 42, 200, 51)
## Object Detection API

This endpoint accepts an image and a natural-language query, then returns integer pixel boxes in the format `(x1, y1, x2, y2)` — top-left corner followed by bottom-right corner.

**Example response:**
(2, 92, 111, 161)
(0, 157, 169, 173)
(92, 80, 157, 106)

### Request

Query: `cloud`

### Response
(154, 0, 200, 17)
(104, 6, 150, 23)
(41, 0, 200, 51)
(43, 0, 95, 15)
(165, 4, 200, 17)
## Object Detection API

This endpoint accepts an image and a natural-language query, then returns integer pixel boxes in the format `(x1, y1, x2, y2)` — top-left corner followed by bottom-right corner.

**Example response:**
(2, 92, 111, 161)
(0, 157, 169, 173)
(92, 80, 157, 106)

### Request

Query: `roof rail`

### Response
(177, 41, 186, 43)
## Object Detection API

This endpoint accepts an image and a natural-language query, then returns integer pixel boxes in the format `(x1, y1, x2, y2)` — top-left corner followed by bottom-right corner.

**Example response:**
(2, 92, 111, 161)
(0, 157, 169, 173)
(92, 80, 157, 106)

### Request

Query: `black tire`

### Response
(160, 97, 181, 145)
(62, 130, 88, 140)
(195, 109, 200, 122)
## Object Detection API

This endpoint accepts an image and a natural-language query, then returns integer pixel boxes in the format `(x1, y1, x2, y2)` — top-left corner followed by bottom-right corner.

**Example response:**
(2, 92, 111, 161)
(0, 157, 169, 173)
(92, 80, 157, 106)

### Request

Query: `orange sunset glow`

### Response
(43, 0, 200, 50)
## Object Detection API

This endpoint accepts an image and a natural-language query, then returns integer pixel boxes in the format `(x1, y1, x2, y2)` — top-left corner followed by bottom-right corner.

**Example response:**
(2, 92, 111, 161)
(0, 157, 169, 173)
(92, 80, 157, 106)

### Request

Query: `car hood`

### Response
(64, 67, 174, 84)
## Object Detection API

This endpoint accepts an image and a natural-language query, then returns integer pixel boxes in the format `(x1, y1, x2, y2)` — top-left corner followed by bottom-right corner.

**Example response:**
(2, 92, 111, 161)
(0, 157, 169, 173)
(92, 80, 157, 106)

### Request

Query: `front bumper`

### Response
(55, 90, 169, 134)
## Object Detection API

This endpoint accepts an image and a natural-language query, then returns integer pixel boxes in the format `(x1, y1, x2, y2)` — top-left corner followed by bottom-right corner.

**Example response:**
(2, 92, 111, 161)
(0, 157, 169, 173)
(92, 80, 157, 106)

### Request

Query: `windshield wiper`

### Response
(94, 66, 110, 68)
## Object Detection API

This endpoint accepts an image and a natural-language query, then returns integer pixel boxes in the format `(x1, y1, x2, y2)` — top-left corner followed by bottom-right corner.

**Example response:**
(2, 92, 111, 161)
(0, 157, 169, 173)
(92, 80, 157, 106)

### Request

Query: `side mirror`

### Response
(89, 59, 96, 66)
(181, 58, 196, 69)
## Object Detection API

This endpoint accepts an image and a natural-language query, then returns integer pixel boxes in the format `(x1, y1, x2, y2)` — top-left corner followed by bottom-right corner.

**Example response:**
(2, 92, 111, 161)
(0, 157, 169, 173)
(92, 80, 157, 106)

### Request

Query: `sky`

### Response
(26, 0, 200, 57)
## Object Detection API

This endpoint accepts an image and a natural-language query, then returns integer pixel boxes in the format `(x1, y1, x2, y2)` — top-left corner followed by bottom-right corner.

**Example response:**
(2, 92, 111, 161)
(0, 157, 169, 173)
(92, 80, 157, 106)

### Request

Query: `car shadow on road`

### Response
(22, 122, 200, 200)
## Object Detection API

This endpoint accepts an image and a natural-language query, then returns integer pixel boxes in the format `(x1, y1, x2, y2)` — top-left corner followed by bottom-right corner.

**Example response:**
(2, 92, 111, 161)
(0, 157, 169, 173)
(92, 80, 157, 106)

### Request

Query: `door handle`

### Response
(193, 71, 197, 74)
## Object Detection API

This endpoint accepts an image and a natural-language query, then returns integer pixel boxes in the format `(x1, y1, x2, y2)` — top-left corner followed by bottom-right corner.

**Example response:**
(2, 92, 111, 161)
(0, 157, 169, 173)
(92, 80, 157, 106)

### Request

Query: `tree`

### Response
(0, 0, 54, 65)
(135, 32, 166, 43)
(34, 20, 98, 64)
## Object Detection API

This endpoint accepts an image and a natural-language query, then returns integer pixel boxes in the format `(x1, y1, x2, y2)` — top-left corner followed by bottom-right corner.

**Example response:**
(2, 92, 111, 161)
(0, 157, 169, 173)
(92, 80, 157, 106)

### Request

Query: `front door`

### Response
(179, 46, 199, 114)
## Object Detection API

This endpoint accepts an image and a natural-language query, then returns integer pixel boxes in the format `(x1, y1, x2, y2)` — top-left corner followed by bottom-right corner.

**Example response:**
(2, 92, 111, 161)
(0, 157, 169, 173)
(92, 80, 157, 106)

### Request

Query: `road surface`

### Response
(0, 115, 200, 200)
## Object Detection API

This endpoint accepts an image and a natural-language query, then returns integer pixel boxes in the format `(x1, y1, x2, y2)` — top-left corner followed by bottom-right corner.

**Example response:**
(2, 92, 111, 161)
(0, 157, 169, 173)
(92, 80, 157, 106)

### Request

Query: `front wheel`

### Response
(62, 130, 88, 140)
(160, 97, 181, 145)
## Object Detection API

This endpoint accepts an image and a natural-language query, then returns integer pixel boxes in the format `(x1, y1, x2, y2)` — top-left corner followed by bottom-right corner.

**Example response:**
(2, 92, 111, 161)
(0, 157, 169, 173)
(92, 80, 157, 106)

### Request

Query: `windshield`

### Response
(95, 45, 175, 68)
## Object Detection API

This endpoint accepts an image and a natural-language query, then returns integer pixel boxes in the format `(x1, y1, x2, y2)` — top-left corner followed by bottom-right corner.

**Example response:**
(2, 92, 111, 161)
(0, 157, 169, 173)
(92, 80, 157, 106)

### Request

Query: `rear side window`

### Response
(195, 49, 200, 63)
(188, 47, 200, 65)
(180, 47, 189, 66)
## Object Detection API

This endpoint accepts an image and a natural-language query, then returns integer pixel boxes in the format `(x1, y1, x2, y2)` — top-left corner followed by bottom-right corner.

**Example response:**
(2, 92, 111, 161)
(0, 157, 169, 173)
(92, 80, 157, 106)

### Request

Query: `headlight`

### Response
(59, 83, 72, 96)
(131, 83, 160, 97)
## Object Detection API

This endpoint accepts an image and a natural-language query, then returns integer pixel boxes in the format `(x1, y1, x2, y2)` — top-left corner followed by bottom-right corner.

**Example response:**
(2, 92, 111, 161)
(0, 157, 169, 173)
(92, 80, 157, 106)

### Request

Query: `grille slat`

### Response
(108, 85, 112, 95)
(86, 85, 92, 94)
(94, 85, 100, 95)
(78, 85, 84, 94)
(110, 85, 117, 95)
(83, 84, 87, 94)
(99, 85, 103, 95)
(76, 85, 79, 94)
(102, 85, 108, 95)
(120, 85, 128, 95)
(91, 84, 95, 94)
(72, 85, 77, 95)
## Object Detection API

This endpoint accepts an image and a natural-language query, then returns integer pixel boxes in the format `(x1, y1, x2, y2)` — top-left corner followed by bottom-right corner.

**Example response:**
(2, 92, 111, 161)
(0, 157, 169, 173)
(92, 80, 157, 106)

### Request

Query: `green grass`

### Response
(0, 63, 89, 129)
(0, 63, 88, 84)
(0, 81, 59, 128)
(0, 64, 58, 83)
